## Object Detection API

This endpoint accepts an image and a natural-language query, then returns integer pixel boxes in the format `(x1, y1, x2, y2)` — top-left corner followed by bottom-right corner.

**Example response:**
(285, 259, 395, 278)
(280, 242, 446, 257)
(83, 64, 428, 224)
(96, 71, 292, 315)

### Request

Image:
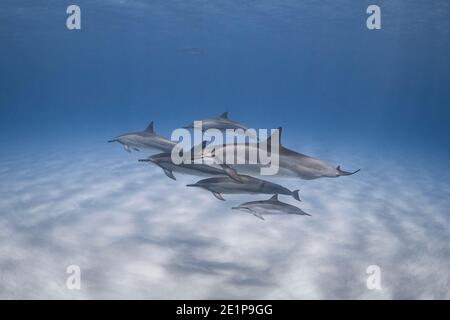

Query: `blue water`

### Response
(2, 0, 450, 156)
(0, 1, 449, 299)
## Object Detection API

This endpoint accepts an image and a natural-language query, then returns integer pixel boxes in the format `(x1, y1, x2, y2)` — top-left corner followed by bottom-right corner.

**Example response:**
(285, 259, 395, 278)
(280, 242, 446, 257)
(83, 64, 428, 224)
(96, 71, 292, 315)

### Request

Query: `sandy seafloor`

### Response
(0, 144, 448, 299)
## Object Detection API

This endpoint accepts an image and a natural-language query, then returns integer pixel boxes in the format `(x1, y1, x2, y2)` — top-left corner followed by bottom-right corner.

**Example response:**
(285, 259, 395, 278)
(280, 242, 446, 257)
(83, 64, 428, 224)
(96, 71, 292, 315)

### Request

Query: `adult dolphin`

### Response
(139, 152, 225, 181)
(183, 112, 253, 135)
(187, 175, 300, 201)
(232, 194, 311, 220)
(108, 122, 176, 153)
(194, 127, 360, 180)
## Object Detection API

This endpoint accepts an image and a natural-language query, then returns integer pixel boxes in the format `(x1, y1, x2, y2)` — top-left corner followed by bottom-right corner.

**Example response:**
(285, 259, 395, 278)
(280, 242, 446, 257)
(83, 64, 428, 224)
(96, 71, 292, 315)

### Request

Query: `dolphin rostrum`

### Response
(183, 112, 251, 133)
(187, 175, 300, 201)
(232, 194, 311, 220)
(195, 127, 360, 180)
(108, 121, 176, 153)
(139, 152, 225, 181)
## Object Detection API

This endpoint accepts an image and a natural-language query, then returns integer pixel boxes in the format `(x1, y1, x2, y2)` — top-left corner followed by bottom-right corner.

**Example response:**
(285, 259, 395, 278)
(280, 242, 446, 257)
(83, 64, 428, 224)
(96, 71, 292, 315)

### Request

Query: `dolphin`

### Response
(139, 152, 226, 181)
(108, 121, 176, 153)
(232, 194, 311, 220)
(183, 112, 252, 134)
(194, 127, 360, 180)
(186, 175, 300, 201)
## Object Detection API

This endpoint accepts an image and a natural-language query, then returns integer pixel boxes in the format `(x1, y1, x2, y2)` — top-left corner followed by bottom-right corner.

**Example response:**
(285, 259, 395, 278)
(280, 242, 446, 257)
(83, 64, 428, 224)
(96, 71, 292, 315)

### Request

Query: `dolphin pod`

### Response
(110, 112, 360, 220)
(187, 175, 300, 202)
(108, 121, 176, 153)
(232, 194, 311, 220)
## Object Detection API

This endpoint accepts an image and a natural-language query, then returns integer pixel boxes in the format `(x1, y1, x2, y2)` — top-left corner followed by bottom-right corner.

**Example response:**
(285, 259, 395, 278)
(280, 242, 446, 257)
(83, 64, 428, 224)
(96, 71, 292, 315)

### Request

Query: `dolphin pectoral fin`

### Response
(123, 144, 131, 153)
(163, 168, 176, 180)
(253, 213, 265, 220)
(212, 192, 225, 201)
(292, 189, 301, 202)
(144, 159, 175, 180)
(336, 166, 361, 176)
(220, 164, 243, 183)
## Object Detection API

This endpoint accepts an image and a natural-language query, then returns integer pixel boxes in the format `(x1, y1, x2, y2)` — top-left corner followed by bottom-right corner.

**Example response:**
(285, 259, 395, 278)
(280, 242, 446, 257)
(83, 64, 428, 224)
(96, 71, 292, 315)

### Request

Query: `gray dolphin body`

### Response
(184, 112, 250, 133)
(187, 175, 300, 201)
(232, 194, 311, 220)
(108, 122, 176, 153)
(139, 152, 225, 180)
(197, 127, 360, 180)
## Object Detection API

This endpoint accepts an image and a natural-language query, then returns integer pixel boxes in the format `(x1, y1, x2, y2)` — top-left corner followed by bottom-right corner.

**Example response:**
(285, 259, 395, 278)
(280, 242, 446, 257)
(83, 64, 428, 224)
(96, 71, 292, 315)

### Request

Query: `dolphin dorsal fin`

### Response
(145, 121, 154, 133)
(269, 194, 278, 201)
(219, 112, 228, 119)
(265, 127, 282, 147)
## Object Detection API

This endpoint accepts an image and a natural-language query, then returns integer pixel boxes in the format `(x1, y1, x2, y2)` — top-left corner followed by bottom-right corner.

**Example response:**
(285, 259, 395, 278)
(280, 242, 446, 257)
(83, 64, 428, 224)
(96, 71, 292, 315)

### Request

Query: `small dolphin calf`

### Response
(183, 112, 251, 134)
(187, 175, 300, 201)
(232, 194, 311, 220)
(139, 152, 225, 180)
(108, 122, 176, 153)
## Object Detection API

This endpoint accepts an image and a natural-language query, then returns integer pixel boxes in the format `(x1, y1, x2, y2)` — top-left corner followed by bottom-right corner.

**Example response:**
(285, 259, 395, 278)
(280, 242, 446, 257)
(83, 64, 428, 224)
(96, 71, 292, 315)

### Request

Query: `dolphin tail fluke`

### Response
(337, 166, 361, 176)
(220, 164, 243, 183)
(212, 192, 225, 201)
(292, 189, 301, 202)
